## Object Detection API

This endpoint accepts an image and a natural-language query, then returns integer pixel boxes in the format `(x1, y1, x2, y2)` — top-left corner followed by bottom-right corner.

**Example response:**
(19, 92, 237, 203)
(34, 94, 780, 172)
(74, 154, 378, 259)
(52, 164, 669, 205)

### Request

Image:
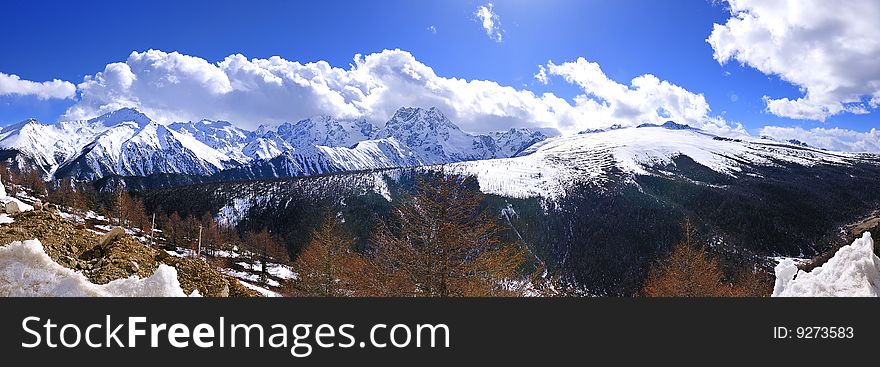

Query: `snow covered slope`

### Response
(489, 128, 556, 158)
(444, 124, 873, 199)
(0, 108, 151, 176)
(116, 122, 232, 177)
(242, 130, 292, 161)
(277, 116, 377, 149)
(168, 119, 254, 163)
(54, 111, 238, 180)
(221, 137, 422, 178)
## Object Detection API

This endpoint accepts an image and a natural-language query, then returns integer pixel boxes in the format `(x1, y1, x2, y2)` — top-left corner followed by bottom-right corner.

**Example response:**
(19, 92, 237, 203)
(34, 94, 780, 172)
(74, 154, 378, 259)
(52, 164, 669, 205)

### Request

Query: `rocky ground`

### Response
(0, 210, 259, 297)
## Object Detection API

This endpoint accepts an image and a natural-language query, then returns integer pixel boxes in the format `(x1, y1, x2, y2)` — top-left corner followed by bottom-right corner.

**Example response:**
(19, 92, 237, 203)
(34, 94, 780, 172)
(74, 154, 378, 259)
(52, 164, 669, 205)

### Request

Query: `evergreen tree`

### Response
(642, 220, 772, 297)
(288, 216, 361, 296)
(367, 173, 528, 297)
(244, 228, 289, 278)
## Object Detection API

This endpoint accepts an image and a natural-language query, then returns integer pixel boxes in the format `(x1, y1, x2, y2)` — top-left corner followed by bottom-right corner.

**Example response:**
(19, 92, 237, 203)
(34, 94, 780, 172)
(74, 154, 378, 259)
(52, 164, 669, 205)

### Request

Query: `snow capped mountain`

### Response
(242, 131, 291, 161)
(0, 118, 72, 174)
(366, 106, 553, 164)
(168, 119, 254, 163)
(488, 128, 555, 158)
(118, 121, 232, 176)
(58, 120, 142, 179)
(277, 116, 377, 149)
(55, 114, 237, 180)
(1, 106, 555, 180)
(169, 107, 552, 179)
(220, 137, 421, 179)
(0, 108, 154, 177)
(89, 107, 153, 128)
(374, 107, 487, 164)
(444, 123, 877, 199)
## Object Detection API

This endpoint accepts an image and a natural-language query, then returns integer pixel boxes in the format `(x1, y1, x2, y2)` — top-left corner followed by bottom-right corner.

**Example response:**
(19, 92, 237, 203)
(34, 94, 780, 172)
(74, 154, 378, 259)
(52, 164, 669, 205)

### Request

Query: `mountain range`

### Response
(0, 106, 554, 181)
(6, 105, 880, 295)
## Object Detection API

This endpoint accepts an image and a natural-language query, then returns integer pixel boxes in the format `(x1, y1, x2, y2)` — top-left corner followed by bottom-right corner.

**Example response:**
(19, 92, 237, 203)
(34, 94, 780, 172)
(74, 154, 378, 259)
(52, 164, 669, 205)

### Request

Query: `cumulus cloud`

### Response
(0, 72, 76, 100)
(707, 0, 880, 121)
(760, 126, 880, 153)
(537, 58, 714, 128)
(474, 3, 503, 42)
(64, 49, 725, 134)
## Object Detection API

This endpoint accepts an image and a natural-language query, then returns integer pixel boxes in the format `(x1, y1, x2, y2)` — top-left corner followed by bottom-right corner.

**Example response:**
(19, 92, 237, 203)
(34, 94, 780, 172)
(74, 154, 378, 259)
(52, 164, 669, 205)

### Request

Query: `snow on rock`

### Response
(0, 177, 33, 214)
(1, 197, 34, 214)
(773, 232, 880, 297)
(0, 239, 190, 297)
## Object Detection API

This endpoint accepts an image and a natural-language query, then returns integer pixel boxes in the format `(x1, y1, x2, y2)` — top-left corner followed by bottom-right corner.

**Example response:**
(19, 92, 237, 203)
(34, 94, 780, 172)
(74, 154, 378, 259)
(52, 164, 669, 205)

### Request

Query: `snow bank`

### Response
(0, 239, 189, 297)
(773, 232, 880, 297)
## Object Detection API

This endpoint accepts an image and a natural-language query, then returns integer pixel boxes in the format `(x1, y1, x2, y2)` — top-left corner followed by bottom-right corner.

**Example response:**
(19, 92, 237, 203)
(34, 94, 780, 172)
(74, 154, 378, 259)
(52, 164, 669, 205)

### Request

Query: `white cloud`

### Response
(474, 3, 503, 42)
(427, 25, 437, 34)
(534, 65, 549, 84)
(64, 49, 726, 135)
(0, 72, 76, 100)
(707, 0, 880, 121)
(759, 125, 880, 153)
(538, 58, 714, 128)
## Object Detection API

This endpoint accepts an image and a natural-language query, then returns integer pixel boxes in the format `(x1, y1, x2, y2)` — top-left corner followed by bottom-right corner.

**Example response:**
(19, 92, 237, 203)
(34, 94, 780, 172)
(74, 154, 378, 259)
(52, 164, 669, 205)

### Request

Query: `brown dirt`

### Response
(0, 210, 259, 297)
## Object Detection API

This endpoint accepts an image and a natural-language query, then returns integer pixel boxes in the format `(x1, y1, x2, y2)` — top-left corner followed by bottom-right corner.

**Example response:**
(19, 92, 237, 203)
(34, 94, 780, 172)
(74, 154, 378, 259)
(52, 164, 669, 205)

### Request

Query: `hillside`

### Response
(0, 182, 269, 297)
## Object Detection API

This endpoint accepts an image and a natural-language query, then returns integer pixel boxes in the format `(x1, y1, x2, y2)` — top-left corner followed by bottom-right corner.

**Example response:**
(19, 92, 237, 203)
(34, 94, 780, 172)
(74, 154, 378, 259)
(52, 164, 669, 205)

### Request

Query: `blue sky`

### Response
(0, 0, 878, 148)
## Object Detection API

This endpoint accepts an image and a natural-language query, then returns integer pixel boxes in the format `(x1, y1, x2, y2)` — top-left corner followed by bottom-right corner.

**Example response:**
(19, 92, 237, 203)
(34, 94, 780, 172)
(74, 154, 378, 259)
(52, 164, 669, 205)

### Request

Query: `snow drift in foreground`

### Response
(773, 232, 880, 297)
(0, 239, 189, 297)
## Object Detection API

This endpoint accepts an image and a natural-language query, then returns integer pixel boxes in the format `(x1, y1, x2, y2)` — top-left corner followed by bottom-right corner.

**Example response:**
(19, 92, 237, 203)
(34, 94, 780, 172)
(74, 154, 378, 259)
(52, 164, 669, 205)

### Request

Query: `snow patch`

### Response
(216, 197, 255, 226)
(0, 239, 190, 297)
(239, 281, 281, 297)
(773, 232, 880, 297)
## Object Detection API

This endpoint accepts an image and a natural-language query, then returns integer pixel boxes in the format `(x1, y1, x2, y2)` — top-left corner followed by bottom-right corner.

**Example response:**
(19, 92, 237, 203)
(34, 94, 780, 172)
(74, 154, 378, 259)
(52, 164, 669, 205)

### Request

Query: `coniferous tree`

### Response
(244, 228, 289, 278)
(366, 173, 528, 297)
(48, 178, 86, 212)
(22, 168, 46, 197)
(287, 216, 362, 296)
(642, 220, 772, 297)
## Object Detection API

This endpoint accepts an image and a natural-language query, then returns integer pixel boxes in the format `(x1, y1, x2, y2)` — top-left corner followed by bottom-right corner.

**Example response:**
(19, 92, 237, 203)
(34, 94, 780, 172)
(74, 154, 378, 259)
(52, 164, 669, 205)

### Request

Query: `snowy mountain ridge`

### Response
(442, 125, 877, 199)
(0, 107, 552, 180)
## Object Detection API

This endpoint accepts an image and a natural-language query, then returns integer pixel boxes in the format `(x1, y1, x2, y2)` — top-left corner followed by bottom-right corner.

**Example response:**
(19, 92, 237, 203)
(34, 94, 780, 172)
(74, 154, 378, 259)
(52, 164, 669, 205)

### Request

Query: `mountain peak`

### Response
(4, 118, 44, 132)
(89, 107, 152, 128)
(637, 121, 696, 131)
(385, 106, 454, 130)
